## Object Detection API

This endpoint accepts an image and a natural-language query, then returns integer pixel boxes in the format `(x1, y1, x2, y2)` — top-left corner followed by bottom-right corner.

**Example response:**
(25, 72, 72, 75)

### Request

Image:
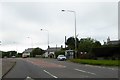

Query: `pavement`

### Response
(2, 58, 16, 78)
(2, 58, 119, 79)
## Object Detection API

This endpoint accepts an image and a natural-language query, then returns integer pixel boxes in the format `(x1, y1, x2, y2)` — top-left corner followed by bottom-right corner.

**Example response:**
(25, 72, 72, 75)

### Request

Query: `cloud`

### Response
(0, 1, 118, 52)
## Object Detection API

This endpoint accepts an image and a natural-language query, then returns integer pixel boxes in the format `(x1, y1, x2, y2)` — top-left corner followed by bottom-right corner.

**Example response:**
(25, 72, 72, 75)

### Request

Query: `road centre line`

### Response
(58, 65, 66, 68)
(74, 69, 96, 75)
(107, 68, 116, 70)
(85, 64, 116, 70)
(43, 70, 58, 78)
(26, 76, 34, 80)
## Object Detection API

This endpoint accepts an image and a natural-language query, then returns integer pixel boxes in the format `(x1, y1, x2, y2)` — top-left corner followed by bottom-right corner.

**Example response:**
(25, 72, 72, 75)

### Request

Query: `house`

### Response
(22, 48, 34, 58)
(106, 37, 120, 45)
(43, 47, 61, 58)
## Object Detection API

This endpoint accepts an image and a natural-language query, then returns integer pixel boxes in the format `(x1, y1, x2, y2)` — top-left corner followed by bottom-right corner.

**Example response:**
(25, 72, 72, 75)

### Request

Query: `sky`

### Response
(0, 0, 119, 53)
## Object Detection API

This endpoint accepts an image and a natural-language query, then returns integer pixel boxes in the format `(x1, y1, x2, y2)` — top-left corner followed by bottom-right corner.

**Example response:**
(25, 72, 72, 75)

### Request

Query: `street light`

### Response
(40, 29, 49, 48)
(62, 9, 77, 58)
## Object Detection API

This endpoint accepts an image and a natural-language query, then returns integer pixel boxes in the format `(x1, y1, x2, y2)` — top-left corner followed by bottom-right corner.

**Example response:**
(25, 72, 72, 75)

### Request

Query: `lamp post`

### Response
(40, 29, 49, 48)
(62, 9, 77, 58)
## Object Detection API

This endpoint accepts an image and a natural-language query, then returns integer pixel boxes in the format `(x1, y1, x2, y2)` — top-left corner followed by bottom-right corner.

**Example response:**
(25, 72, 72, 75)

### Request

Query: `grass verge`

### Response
(69, 59, 120, 66)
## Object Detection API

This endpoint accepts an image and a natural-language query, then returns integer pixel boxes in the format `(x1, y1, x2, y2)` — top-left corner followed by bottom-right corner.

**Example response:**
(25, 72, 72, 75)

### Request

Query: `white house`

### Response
(43, 52, 49, 58)
(106, 37, 120, 45)
(43, 47, 61, 58)
(22, 48, 34, 58)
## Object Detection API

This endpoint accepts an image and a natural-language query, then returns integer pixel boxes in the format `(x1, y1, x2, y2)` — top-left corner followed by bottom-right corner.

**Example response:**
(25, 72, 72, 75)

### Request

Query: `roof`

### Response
(107, 40, 120, 45)
(23, 48, 34, 53)
(47, 47, 61, 52)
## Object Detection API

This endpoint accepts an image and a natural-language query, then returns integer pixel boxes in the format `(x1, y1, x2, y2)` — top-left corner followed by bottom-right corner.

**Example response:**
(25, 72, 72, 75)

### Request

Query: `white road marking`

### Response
(27, 76, 31, 78)
(26, 76, 34, 80)
(85, 64, 117, 70)
(107, 68, 116, 70)
(43, 70, 58, 78)
(74, 69, 96, 75)
(58, 65, 66, 68)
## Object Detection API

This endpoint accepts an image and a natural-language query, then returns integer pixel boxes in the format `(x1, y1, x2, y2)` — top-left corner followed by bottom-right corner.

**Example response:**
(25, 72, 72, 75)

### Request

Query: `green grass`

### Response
(69, 59, 120, 66)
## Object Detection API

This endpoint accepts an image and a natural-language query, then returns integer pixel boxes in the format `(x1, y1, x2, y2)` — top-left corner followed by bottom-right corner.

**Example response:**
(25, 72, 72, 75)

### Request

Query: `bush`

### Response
(90, 45, 119, 59)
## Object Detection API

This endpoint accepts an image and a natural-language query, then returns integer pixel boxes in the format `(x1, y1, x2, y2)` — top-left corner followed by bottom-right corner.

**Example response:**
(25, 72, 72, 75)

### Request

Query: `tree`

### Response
(65, 37, 79, 50)
(93, 41, 101, 47)
(2, 52, 9, 58)
(78, 38, 93, 52)
(2, 51, 17, 58)
(8, 51, 17, 57)
(78, 38, 101, 53)
(17, 53, 22, 57)
(31, 47, 44, 57)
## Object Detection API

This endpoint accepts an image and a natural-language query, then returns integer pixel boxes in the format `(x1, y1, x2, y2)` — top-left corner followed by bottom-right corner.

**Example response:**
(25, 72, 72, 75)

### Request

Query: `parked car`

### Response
(12, 56, 16, 58)
(22, 54, 28, 58)
(57, 55, 67, 61)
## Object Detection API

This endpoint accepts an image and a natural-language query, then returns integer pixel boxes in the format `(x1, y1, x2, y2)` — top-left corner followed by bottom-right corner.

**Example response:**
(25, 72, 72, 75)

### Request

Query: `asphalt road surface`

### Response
(3, 58, 119, 79)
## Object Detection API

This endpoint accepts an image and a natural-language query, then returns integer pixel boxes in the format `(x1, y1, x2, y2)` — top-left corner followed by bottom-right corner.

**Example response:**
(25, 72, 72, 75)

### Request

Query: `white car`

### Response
(57, 55, 67, 61)
(12, 56, 16, 58)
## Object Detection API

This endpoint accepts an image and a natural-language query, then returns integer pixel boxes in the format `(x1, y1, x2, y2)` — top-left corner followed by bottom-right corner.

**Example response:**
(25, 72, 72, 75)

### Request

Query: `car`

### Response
(57, 55, 67, 61)
(12, 56, 16, 58)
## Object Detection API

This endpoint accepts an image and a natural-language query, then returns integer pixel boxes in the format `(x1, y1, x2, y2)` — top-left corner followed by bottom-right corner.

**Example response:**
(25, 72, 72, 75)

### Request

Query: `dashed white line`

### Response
(26, 76, 31, 78)
(85, 64, 117, 70)
(58, 65, 66, 68)
(26, 76, 34, 80)
(74, 69, 96, 75)
(108, 68, 116, 70)
(43, 70, 58, 78)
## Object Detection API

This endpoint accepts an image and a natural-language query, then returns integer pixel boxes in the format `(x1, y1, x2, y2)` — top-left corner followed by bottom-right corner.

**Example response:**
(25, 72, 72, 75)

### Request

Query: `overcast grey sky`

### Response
(0, 0, 119, 52)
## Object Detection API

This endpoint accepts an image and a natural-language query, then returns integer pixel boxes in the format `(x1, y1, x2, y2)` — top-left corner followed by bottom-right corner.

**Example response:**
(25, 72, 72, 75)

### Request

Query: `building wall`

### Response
(22, 53, 30, 57)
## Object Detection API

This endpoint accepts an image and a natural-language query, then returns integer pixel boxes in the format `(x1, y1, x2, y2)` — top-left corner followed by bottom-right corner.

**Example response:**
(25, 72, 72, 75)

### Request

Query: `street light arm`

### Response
(67, 10, 75, 12)
(40, 29, 49, 32)
(61, 10, 75, 12)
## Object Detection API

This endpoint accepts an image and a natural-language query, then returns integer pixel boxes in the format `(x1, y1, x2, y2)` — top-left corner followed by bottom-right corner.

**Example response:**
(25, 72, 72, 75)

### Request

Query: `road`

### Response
(3, 58, 119, 79)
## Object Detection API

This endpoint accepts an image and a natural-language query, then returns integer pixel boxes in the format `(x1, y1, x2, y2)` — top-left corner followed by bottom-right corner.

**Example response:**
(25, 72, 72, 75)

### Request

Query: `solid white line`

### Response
(43, 70, 58, 78)
(74, 69, 96, 75)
